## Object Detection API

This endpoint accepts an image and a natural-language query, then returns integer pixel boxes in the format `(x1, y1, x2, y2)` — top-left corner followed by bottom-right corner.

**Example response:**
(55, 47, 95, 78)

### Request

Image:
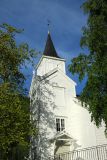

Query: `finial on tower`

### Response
(47, 19, 51, 34)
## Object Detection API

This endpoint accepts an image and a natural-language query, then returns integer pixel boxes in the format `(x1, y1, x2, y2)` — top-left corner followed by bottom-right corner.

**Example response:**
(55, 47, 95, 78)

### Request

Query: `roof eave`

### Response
(36, 55, 65, 70)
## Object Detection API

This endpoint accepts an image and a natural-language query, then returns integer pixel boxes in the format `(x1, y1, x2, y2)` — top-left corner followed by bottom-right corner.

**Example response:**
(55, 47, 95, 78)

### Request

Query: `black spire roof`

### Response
(43, 32, 60, 58)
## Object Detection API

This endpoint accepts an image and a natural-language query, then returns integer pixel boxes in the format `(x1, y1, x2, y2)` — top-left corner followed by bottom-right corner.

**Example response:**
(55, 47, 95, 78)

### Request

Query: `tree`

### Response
(69, 0, 107, 133)
(0, 23, 37, 159)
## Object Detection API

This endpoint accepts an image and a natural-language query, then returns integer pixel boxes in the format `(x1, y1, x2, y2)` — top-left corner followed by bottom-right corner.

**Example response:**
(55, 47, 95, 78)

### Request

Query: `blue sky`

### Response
(0, 0, 87, 94)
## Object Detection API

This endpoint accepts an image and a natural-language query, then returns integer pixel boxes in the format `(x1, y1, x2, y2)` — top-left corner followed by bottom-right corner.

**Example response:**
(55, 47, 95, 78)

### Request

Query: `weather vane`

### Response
(47, 19, 51, 33)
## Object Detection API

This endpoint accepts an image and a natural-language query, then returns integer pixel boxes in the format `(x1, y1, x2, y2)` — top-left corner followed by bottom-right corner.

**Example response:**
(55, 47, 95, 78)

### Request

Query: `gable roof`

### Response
(43, 32, 60, 58)
(55, 130, 75, 140)
(42, 67, 77, 86)
(50, 130, 77, 143)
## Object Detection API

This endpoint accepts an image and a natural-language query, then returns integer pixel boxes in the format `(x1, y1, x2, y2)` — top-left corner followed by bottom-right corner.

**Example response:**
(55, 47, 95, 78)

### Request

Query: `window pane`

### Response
(61, 119, 65, 131)
(56, 118, 60, 123)
(56, 118, 60, 132)
(56, 118, 65, 132)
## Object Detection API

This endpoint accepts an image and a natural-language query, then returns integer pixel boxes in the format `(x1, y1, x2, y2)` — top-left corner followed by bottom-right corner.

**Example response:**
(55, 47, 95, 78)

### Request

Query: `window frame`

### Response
(56, 118, 65, 132)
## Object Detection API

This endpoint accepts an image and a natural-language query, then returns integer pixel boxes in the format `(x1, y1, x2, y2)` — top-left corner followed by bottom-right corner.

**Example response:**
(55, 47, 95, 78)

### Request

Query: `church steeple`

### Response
(43, 32, 60, 58)
(36, 31, 65, 76)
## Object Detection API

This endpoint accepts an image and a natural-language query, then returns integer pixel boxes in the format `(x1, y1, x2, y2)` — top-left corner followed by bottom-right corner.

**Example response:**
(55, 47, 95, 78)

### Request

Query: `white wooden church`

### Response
(29, 32, 107, 160)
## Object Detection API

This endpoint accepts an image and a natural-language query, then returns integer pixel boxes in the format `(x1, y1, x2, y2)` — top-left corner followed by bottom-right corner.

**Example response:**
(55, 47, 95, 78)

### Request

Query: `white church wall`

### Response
(37, 56, 66, 76)
(30, 53, 107, 159)
(94, 123, 107, 145)
(67, 99, 97, 148)
(65, 97, 107, 148)
(46, 70, 107, 149)
(49, 71, 76, 97)
(30, 76, 57, 159)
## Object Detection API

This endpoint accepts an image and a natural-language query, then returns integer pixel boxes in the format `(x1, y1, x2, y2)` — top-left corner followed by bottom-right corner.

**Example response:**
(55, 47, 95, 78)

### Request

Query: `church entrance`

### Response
(52, 131, 78, 157)
(55, 139, 70, 155)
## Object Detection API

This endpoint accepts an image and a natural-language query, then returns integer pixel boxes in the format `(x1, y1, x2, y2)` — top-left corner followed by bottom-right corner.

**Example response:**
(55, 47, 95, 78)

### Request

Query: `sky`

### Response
(0, 0, 88, 95)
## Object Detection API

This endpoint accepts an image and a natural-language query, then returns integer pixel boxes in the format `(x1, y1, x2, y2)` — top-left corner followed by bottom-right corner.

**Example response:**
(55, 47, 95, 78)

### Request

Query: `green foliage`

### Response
(0, 23, 37, 159)
(0, 23, 37, 89)
(69, 0, 107, 133)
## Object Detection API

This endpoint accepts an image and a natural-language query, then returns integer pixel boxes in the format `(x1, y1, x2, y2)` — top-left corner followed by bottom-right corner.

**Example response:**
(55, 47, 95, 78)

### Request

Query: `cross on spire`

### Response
(47, 19, 51, 34)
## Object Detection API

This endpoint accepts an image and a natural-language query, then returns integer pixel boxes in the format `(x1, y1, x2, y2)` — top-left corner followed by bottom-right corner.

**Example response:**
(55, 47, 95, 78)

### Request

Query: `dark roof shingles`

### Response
(43, 32, 60, 58)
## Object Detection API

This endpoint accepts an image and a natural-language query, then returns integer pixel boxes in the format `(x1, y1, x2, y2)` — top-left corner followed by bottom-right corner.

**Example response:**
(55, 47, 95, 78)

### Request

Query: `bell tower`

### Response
(36, 32, 66, 76)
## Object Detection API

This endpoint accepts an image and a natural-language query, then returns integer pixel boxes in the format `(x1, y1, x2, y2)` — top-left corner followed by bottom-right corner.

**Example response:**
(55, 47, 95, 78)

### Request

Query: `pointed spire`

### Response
(43, 32, 60, 58)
